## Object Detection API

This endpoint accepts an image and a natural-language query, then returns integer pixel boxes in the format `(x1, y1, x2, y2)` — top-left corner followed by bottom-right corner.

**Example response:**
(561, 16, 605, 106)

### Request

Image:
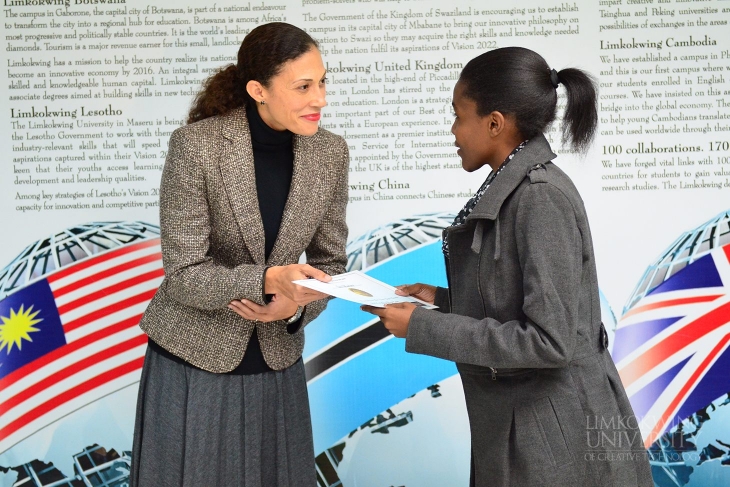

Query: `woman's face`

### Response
(451, 80, 497, 172)
(254, 47, 327, 136)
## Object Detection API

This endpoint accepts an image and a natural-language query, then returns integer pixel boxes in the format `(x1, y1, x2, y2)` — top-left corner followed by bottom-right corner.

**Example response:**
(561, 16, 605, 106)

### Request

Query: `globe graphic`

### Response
(0, 221, 160, 300)
(346, 212, 456, 272)
(614, 210, 730, 487)
(0, 222, 161, 486)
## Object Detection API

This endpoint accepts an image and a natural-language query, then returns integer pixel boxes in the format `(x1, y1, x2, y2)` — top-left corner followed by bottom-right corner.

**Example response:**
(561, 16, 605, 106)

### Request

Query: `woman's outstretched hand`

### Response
(395, 283, 437, 305)
(265, 264, 331, 306)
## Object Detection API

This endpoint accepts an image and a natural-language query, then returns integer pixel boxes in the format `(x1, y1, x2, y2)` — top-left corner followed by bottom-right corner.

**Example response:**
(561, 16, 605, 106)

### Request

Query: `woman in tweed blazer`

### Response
(364, 48, 653, 486)
(131, 23, 349, 486)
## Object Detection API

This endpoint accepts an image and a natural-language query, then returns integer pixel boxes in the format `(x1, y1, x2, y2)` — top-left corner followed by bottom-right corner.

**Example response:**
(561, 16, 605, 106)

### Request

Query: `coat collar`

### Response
(217, 107, 317, 265)
(467, 133, 557, 221)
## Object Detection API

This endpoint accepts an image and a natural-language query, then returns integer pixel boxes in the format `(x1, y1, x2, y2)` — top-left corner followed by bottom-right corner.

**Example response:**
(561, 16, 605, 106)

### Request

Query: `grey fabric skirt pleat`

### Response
(130, 345, 315, 487)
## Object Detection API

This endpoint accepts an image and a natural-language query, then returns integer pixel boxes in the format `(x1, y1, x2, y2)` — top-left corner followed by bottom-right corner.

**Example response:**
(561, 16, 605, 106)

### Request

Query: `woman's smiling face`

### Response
(250, 47, 327, 136)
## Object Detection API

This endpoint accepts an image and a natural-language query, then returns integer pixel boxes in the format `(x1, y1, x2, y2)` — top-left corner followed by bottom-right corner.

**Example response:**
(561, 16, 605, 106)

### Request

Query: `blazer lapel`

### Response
(218, 108, 266, 264)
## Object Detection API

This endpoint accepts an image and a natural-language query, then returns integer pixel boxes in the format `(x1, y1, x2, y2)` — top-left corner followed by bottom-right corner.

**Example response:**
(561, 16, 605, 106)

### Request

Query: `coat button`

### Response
(600, 322, 609, 350)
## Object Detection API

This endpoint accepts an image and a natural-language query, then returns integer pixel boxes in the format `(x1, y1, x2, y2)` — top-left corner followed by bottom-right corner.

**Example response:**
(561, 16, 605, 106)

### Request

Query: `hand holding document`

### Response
(293, 271, 438, 309)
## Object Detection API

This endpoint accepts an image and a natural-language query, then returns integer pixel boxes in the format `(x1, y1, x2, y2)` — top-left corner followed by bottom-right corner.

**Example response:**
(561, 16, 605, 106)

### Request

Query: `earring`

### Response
(260, 100, 265, 105)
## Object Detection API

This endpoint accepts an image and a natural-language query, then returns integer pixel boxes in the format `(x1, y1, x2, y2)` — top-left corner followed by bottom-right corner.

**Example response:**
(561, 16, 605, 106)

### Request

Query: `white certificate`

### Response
(293, 271, 438, 309)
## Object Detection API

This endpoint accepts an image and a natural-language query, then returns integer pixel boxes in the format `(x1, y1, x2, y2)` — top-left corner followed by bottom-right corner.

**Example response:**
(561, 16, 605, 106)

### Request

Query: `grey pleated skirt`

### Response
(130, 345, 315, 487)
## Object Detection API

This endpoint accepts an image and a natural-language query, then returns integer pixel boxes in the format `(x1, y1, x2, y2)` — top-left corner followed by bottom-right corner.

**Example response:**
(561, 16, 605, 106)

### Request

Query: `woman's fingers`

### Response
(228, 297, 299, 323)
(265, 265, 332, 305)
(290, 284, 329, 305)
(240, 299, 266, 313)
(361, 305, 386, 317)
(395, 284, 417, 296)
(228, 299, 265, 321)
(360, 303, 416, 338)
(284, 266, 331, 304)
(228, 300, 256, 320)
(395, 283, 437, 304)
(301, 265, 332, 282)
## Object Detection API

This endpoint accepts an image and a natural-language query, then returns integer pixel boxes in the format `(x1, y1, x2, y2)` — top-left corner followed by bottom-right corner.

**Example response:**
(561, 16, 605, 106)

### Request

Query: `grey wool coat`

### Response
(407, 134, 654, 487)
(139, 107, 349, 373)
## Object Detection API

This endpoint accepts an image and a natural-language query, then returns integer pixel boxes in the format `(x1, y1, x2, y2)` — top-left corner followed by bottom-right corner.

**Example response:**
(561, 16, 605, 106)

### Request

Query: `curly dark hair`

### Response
(459, 47, 598, 152)
(187, 22, 318, 124)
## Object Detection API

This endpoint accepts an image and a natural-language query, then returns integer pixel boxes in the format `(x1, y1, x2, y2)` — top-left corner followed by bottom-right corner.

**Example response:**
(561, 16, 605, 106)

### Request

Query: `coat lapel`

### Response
(467, 133, 557, 221)
(218, 108, 266, 264)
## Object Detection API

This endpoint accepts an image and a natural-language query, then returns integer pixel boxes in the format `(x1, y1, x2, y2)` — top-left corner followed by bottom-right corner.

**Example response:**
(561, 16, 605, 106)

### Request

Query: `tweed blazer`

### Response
(139, 107, 349, 373)
(407, 134, 653, 486)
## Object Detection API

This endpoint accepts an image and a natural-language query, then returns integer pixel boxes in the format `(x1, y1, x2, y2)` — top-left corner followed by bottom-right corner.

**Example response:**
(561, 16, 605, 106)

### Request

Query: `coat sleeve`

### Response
(406, 182, 582, 368)
(293, 139, 350, 331)
(159, 127, 268, 310)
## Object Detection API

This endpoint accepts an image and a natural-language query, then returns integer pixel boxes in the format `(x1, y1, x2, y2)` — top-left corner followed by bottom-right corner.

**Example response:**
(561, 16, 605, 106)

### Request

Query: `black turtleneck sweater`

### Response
(236, 104, 295, 374)
(149, 106, 295, 375)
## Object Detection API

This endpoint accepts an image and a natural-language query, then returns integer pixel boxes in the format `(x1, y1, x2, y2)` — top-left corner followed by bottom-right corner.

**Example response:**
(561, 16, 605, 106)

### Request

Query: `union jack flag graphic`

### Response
(614, 211, 730, 448)
(0, 222, 161, 454)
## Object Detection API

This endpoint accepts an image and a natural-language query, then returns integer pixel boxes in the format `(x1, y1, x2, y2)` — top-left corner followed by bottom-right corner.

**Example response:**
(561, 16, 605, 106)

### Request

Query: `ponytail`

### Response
(459, 47, 598, 153)
(187, 64, 247, 125)
(555, 68, 597, 152)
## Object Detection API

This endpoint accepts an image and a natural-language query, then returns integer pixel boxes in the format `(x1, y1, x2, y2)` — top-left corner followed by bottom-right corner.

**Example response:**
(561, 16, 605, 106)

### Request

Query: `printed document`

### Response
(293, 271, 438, 309)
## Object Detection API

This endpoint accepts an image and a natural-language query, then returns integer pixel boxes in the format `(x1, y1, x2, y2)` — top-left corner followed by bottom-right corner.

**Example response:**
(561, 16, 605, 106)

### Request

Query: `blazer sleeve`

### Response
(159, 127, 268, 310)
(405, 182, 582, 368)
(295, 139, 350, 330)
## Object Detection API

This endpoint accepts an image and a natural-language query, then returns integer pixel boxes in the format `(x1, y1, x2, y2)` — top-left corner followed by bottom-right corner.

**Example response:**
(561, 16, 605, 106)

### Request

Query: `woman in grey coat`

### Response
(363, 47, 654, 486)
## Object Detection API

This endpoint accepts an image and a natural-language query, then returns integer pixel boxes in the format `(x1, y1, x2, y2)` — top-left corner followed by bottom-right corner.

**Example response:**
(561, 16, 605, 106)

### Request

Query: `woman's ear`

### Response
(486, 111, 506, 137)
(487, 111, 522, 142)
(246, 80, 265, 104)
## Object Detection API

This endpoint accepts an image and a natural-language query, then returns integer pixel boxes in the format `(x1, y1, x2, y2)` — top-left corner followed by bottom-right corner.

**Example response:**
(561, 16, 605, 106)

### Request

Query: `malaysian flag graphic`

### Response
(613, 211, 730, 448)
(0, 222, 161, 454)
